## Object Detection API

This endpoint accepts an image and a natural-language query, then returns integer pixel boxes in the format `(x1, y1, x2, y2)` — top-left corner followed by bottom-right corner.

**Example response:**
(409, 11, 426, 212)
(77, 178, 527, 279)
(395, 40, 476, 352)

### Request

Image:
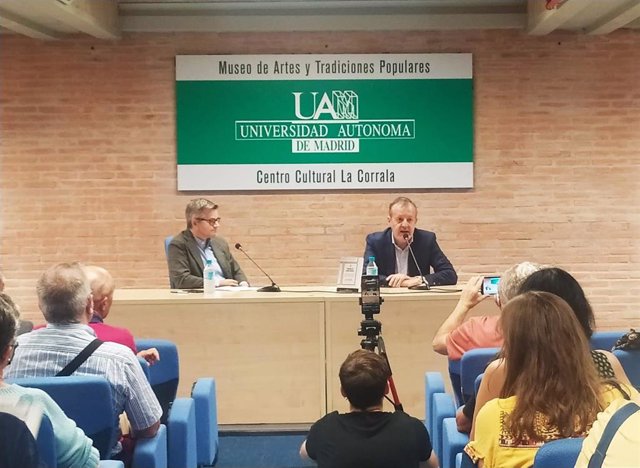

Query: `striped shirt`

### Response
(6, 324, 162, 435)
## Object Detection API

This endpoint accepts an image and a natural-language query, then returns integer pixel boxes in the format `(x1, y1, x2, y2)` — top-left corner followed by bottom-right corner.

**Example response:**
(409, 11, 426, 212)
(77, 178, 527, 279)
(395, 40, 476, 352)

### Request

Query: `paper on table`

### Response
(215, 286, 260, 291)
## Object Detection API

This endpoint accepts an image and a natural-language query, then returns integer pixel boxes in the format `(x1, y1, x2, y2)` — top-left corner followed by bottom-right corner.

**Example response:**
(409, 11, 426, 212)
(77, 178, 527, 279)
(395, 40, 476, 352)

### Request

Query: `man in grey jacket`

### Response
(168, 198, 248, 289)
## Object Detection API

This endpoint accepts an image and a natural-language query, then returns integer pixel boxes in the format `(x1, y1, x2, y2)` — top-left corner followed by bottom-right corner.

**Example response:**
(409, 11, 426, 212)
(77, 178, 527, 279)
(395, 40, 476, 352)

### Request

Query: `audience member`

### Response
(85, 265, 159, 364)
(465, 292, 635, 468)
(575, 396, 640, 468)
(518, 267, 629, 380)
(168, 198, 248, 289)
(0, 292, 99, 468)
(0, 269, 33, 334)
(6, 263, 162, 462)
(300, 349, 438, 468)
(364, 196, 457, 287)
(432, 262, 543, 359)
(470, 267, 633, 435)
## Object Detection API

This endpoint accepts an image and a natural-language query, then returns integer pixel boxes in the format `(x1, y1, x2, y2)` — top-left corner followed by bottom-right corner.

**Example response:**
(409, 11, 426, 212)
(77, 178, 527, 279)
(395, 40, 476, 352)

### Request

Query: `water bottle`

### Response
(203, 259, 216, 296)
(366, 256, 378, 276)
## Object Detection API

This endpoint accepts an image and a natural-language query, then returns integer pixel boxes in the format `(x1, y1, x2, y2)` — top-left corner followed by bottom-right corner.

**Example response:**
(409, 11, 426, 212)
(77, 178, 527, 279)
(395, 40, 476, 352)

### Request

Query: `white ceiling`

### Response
(0, 0, 639, 40)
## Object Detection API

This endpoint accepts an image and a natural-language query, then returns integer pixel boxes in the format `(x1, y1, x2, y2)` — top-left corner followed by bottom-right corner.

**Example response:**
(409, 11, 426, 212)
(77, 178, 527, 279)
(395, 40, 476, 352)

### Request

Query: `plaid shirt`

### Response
(6, 323, 162, 433)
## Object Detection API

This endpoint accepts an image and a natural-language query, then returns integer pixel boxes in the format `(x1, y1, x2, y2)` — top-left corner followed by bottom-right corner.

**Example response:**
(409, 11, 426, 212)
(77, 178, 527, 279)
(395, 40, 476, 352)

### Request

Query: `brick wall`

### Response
(1, 30, 638, 328)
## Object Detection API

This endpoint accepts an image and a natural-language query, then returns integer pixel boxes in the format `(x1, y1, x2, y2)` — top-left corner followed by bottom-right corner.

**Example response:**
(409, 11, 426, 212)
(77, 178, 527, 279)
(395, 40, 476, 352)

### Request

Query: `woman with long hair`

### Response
(464, 292, 634, 468)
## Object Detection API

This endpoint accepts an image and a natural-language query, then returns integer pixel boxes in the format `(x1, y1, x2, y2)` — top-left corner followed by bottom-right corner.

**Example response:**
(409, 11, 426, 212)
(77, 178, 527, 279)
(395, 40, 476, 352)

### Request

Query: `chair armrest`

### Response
(442, 417, 469, 468)
(132, 424, 167, 468)
(167, 398, 197, 468)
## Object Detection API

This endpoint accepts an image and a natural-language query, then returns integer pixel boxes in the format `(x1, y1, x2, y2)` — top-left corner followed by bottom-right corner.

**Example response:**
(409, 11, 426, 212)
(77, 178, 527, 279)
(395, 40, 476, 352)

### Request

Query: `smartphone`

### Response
(481, 276, 501, 296)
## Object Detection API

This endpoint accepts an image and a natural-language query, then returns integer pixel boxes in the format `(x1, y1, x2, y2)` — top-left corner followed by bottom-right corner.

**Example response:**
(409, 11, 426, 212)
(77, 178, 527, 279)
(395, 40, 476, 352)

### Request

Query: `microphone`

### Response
(234, 243, 281, 292)
(403, 234, 430, 290)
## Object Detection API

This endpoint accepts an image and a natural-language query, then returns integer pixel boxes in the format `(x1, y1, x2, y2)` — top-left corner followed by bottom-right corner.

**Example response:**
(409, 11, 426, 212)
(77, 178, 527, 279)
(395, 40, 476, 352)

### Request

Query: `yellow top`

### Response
(575, 397, 640, 468)
(465, 385, 637, 468)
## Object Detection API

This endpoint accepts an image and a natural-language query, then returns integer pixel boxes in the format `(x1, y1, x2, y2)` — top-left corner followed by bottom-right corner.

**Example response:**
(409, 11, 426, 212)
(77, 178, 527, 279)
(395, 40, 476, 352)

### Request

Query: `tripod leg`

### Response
(377, 337, 403, 412)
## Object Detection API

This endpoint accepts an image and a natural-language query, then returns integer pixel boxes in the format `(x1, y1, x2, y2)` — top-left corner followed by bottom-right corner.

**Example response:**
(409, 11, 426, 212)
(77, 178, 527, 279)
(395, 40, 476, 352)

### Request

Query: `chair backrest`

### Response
(135, 339, 180, 424)
(613, 349, 640, 390)
(164, 236, 173, 257)
(533, 438, 584, 468)
(164, 236, 174, 287)
(432, 392, 456, 460)
(590, 331, 625, 351)
(191, 378, 219, 466)
(12, 375, 117, 459)
(425, 372, 446, 438)
(36, 414, 56, 468)
(447, 359, 463, 406)
(460, 347, 500, 403)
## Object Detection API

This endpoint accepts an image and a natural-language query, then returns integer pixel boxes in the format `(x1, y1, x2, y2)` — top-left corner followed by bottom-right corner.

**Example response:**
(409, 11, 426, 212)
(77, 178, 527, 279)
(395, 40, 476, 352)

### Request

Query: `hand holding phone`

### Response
(481, 276, 501, 296)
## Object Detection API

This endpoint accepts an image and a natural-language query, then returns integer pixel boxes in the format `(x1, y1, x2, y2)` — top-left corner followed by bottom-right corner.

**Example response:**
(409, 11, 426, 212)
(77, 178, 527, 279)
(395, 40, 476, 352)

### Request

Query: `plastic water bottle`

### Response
(366, 256, 378, 276)
(203, 259, 216, 296)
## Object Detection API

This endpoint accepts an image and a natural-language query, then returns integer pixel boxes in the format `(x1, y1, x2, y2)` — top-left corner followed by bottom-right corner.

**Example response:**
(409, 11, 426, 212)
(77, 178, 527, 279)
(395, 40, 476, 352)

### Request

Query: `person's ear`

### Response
(495, 294, 501, 309)
(340, 386, 347, 398)
(384, 382, 390, 395)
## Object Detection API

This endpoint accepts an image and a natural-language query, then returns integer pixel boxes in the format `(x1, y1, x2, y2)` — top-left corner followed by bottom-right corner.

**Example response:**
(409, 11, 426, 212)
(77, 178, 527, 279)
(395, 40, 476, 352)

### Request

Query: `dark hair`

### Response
(517, 267, 595, 338)
(0, 293, 19, 356)
(339, 350, 390, 410)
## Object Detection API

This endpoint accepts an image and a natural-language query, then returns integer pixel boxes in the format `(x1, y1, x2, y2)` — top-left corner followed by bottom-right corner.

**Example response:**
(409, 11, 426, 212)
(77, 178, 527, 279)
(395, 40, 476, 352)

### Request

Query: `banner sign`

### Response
(176, 54, 473, 191)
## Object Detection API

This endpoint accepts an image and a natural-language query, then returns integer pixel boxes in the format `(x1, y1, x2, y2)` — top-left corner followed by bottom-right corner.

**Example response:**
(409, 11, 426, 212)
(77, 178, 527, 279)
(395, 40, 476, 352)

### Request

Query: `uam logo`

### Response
(235, 88, 414, 154)
(292, 91, 359, 120)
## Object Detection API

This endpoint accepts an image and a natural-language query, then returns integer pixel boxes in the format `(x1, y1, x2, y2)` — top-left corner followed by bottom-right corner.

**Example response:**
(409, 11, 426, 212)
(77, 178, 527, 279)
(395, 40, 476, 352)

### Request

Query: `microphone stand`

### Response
(403, 234, 430, 290)
(234, 243, 281, 292)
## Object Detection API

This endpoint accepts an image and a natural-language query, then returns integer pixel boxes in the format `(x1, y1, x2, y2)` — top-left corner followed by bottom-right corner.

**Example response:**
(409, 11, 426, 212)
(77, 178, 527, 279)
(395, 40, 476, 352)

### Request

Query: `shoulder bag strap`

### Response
(587, 401, 640, 468)
(56, 339, 104, 377)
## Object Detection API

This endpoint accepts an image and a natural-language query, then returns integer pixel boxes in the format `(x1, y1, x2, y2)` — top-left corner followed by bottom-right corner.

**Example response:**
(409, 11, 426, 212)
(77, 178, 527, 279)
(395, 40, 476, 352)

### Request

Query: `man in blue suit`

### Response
(364, 197, 457, 287)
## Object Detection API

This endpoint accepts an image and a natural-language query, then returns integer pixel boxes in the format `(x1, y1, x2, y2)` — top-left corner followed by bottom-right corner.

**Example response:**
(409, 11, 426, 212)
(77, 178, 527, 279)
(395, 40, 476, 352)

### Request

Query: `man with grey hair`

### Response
(432, 262, 544, 359)
(167, 198, 248, 289)
(6, 263, 162, 460)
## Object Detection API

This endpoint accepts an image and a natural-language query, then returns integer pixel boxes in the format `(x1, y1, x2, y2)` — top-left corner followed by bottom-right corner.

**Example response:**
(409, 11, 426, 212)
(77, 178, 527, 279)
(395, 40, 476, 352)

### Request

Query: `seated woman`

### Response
(465, 291, 635, 468)
(470, 267, 632, 436)
(0, 293, 99, 468)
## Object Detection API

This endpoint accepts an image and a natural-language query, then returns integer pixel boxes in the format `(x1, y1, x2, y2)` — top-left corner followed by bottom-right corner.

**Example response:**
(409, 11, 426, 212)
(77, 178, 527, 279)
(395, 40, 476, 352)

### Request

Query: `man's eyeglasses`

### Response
(7, 341, 18, 365)
(196, 217, 221, 226)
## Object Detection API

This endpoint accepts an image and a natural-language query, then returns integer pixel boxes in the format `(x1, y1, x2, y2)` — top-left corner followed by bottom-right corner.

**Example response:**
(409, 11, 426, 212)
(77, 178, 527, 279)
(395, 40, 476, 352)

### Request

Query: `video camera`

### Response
(358, 274, 384, 351)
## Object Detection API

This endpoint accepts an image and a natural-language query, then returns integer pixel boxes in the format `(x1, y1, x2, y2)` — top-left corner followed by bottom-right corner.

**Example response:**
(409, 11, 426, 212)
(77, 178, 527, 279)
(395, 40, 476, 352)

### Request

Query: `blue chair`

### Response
(591, 331, 625, 351)
(460, 348, 499, 403)
(474, 373, 484, 396)
(138, 356, 151, 381)
(533, 438, 584, 468)
(164, 236, 173, 257)
(432, 392, 457, 460)
(136, 339, 180, 424)
(36, 414, 56, 468)
(447, 359, 463, 406)
(133, 424, 167, 468)
(441, 417, 469, 468)
(11, 376, 167, 468)
(425, 372, 446, 438)
(167, 398, 197, 468)
(191, 378, 219, 467)
(613, 349, 640, 390)
(12, 376, 116, 459)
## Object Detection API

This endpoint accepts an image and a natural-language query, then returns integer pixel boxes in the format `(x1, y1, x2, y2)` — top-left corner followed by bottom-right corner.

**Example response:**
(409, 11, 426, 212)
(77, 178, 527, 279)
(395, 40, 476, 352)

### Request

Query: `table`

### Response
(110, 287, 498, 424)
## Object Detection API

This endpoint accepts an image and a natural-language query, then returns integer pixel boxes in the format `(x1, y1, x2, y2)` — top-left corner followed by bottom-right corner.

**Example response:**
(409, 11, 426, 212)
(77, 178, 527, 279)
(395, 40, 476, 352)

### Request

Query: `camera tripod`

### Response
(358, 316, 404, 412)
